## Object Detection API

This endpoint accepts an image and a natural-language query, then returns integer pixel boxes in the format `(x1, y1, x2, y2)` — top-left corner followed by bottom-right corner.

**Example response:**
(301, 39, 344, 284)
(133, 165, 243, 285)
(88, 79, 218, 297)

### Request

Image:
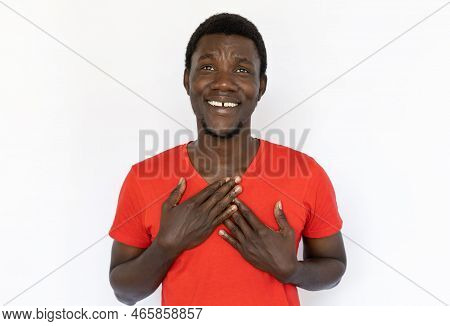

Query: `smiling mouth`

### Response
(206, 100, 240, 108)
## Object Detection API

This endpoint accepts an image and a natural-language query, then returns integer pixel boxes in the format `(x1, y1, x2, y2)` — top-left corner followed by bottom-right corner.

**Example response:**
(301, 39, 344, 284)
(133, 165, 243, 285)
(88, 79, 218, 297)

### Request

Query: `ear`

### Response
(183, 68, 190, 95)
(257, 73, 267, 101)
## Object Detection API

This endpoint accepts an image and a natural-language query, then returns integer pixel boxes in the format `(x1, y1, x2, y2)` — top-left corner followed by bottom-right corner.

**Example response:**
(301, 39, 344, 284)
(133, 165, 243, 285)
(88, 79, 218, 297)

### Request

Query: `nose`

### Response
(211, 71, 238, 92)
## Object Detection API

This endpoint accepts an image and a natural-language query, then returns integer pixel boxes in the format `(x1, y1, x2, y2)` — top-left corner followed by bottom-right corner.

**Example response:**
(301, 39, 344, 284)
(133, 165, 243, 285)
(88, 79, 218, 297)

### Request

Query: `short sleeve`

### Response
(109, 166, 152, 248)
(302, 162, 343, 238)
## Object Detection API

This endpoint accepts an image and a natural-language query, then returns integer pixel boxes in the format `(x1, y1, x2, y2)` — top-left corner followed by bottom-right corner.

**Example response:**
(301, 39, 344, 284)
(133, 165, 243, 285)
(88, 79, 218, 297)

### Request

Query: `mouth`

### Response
(206, 101, 239, 117)
(205, 98, 241, 116)
(206, 100, 240, 108)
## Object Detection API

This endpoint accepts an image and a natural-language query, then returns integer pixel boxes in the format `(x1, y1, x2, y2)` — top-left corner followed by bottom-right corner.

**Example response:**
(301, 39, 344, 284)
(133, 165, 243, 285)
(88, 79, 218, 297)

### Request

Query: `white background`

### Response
(0, 0, 449, 306)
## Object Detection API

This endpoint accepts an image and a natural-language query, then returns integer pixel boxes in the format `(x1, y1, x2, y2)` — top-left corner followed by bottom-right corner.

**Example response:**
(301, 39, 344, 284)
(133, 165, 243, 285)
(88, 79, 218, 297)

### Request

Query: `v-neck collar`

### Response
(182, 138, 265, 186)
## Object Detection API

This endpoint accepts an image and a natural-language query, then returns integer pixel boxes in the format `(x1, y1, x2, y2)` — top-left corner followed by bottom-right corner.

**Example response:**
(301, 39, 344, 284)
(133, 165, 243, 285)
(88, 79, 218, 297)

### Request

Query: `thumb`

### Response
(165, 177, 186, 209)
(274, 200, 290, 231)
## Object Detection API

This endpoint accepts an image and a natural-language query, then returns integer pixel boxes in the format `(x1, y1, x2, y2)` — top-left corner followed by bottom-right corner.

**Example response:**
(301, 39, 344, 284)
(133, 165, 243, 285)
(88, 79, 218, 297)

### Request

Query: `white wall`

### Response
(0, 0, 449, 306)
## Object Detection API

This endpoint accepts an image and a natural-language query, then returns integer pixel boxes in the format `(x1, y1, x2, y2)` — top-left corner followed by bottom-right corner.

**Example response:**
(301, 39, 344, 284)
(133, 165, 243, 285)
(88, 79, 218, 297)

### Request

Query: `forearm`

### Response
(284, 257, 346, 291)
(109, 237, 180, 305)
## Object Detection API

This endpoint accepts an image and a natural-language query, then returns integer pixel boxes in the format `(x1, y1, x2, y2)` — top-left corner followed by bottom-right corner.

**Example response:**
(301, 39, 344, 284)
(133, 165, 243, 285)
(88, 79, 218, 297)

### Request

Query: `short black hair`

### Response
(185, 13, 267, 76)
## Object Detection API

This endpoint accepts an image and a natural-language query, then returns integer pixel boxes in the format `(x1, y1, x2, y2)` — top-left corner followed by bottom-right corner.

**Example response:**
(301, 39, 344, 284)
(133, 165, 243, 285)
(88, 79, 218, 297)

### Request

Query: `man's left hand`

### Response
(219, 198, 298, 283)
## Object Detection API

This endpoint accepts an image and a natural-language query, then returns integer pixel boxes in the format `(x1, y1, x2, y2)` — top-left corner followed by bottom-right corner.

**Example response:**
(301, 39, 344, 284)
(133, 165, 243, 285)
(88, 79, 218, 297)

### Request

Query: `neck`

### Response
(189, 120, 258, 178)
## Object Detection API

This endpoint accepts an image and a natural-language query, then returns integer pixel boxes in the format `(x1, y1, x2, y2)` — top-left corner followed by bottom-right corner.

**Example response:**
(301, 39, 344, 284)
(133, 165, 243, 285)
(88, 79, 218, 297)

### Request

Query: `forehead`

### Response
(192, 33, 260, 63)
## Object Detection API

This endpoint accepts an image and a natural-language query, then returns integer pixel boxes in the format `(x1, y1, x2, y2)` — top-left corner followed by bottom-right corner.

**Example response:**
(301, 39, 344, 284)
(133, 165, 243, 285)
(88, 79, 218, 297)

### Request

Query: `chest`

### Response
(146, 176, 309, 246)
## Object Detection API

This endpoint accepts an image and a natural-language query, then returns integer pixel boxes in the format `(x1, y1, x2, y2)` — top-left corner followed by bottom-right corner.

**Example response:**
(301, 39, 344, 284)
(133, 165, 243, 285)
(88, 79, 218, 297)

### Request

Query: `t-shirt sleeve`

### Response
(109, 166, 152, 248)
(302, 161, 343, 238)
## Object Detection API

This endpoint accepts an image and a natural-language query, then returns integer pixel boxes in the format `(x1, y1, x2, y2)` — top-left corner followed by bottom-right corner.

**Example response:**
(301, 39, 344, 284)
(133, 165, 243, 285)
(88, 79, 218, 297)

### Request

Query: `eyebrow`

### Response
(235, 56, 253, 65)
(197, 53, 254, 65)
(198, 53, 216, 61)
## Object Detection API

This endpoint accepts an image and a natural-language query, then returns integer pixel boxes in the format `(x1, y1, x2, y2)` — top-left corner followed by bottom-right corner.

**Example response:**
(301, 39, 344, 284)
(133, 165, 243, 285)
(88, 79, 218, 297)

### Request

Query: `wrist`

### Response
(280, 260, 300, 284)
(154, 235, 183, 259)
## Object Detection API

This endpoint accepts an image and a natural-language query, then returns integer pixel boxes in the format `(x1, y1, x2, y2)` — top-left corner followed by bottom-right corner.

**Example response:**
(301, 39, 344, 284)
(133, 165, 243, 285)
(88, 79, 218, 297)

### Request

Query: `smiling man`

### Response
(108, 13, 346, 306)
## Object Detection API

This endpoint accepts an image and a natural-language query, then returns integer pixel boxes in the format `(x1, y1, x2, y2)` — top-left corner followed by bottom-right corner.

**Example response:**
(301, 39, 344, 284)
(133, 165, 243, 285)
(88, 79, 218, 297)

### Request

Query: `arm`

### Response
(285, 231, 346, 290)
(109, 176, 242, 305)
(219, 199, 346, 291)
(109, 238, 180, 305)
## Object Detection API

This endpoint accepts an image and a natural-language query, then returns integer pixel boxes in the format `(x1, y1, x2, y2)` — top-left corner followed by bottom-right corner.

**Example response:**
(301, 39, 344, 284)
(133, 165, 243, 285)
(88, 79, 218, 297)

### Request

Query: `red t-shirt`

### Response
(109, 138, 343, 305)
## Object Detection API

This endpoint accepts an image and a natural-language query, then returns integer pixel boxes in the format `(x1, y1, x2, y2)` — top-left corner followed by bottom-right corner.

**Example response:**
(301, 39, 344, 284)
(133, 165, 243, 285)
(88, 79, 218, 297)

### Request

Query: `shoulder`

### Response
(261, 138, 314, 161)
(260, 138, 324, 177)
(130, 143, 186, 180)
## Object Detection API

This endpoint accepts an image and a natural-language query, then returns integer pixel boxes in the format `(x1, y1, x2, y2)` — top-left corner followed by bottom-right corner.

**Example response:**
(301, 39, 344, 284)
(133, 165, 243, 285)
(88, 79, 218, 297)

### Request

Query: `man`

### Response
(108, 13, 346, 306)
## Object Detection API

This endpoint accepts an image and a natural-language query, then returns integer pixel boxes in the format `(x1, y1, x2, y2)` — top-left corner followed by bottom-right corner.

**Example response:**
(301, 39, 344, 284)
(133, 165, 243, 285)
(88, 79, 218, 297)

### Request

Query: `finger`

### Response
(222, 216, 245, 243)
(233, 198, 264, 231)
(191, 177, 230, 205)
(163, 177, 186, 212)
(212, 204, 238, 227)
(273, 200, 291, 231)
(218, 229, 241, 251)
(230, 211, 253, 237)
(208, 181, 242, 218)
(201, 176, 241, 212)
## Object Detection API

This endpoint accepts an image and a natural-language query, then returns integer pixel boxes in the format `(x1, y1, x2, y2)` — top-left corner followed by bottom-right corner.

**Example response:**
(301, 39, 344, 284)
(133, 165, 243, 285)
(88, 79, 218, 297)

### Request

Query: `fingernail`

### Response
(218, 230, 225, 236)
(178, 177, 184, 185)
(225, 177, 231, 182)
(230, 204, 237, 211)
(234, 176, 241, 183)
(277, 200, 282, 210)
(233, 185, 242, 194)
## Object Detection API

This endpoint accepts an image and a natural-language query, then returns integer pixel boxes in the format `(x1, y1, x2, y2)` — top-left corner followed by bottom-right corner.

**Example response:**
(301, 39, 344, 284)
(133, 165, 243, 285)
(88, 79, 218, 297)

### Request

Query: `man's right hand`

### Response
(155, 176, 242, 256)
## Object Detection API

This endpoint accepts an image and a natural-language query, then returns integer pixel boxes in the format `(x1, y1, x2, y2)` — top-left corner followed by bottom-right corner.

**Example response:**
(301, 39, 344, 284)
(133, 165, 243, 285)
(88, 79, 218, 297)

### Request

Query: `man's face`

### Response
(184, 33, 267, 138)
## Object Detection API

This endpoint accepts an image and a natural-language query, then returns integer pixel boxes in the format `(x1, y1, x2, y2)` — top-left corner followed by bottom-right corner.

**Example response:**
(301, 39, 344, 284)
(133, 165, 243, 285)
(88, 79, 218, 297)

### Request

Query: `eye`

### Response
(236, 67, 250, 73)
(201, 65, 215, 71)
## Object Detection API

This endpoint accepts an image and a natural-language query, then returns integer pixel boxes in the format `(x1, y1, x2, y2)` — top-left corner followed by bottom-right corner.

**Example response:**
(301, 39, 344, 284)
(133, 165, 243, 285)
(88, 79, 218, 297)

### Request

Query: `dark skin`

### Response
(109, 177, 242, 305)
(109, 33, 346, 305)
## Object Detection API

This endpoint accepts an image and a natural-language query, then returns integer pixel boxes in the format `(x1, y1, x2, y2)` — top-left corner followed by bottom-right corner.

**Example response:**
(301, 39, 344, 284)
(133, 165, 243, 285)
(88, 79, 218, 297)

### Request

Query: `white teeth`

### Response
(207, 100, 239, 108)
(208, 100, 223, 107)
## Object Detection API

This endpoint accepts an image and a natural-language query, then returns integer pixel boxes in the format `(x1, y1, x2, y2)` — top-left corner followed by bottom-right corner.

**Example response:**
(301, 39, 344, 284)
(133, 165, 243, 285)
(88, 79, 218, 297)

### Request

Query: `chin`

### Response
(202, 119, 243, 139)
(206, 128, 238, 139)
